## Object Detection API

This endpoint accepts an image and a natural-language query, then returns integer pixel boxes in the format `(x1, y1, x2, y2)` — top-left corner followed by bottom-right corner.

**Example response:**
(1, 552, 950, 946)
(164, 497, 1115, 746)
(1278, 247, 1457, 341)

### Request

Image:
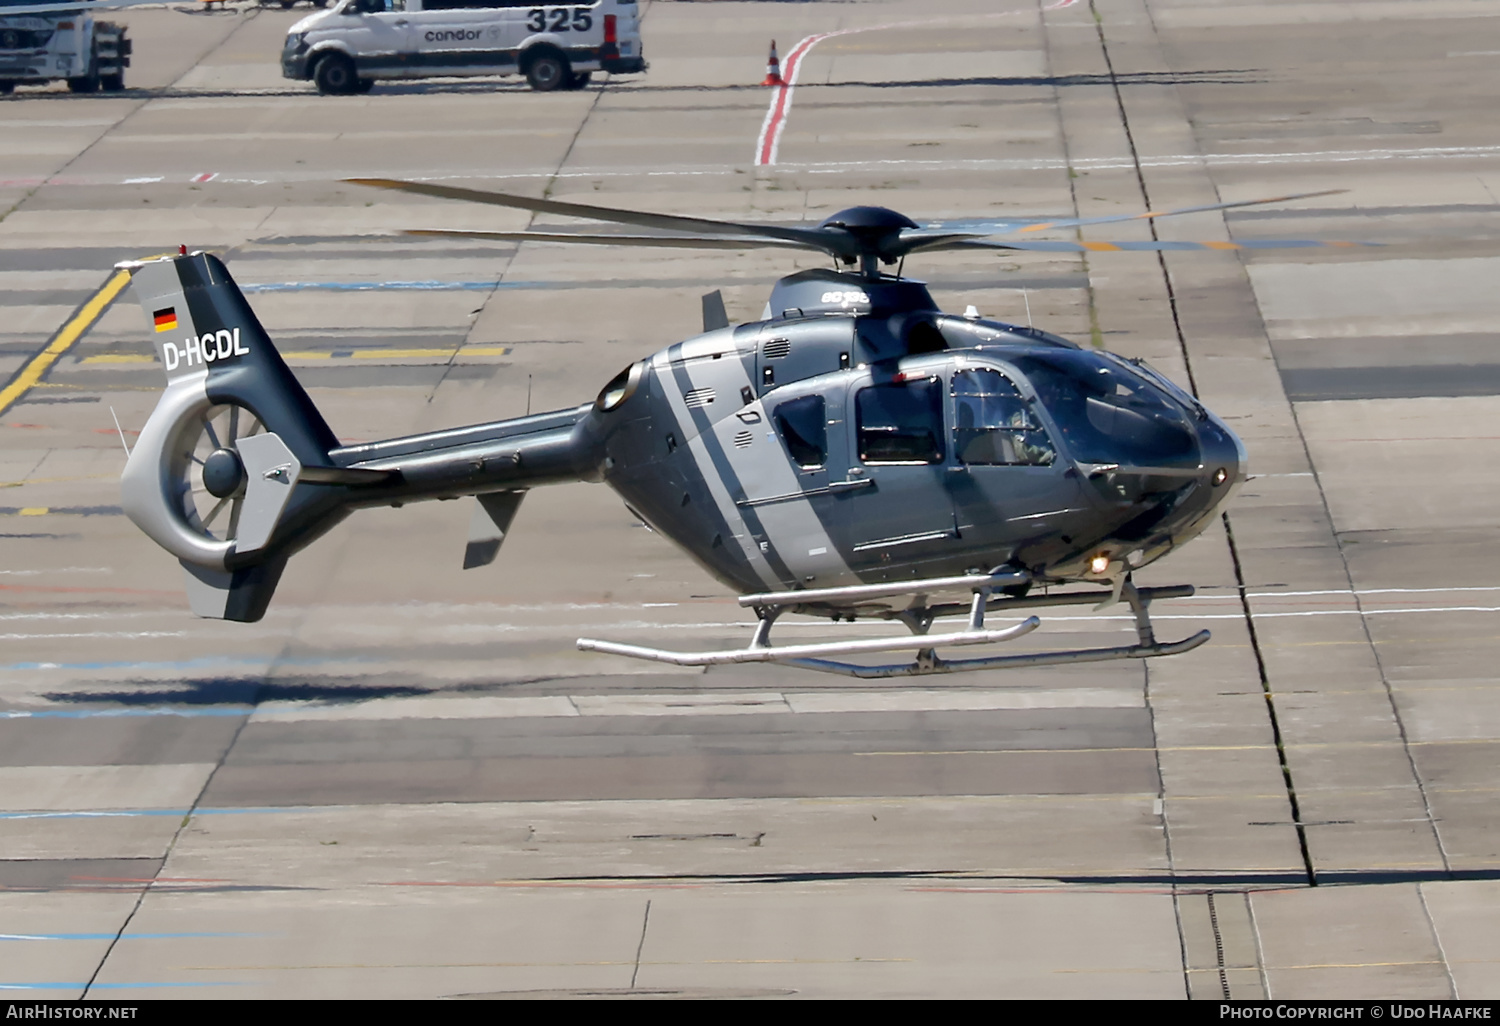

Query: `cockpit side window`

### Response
(951, 369, 1055, 467)
(774, 395, 827, 469)
(856, 378, 944, 465)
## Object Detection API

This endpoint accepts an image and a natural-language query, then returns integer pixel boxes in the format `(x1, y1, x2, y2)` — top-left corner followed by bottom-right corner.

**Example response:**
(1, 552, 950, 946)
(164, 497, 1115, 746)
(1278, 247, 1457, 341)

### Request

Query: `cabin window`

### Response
(951, 369, 1055, 467)
(857, 378, 944, 465)
(774, 395, 827, 469)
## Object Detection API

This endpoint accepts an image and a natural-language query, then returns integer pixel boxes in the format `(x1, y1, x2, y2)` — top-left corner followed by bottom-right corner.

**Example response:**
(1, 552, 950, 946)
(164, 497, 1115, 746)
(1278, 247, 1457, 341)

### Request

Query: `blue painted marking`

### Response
(0, 932, 260, 941)
(0, 806, 337, 820)
(242, 280, 509, 293)
(239, 280, 560, 293)
(88, 982, 245, 989)
(0, 706, 253, 720)
(0, 982, 242, 990)
(0, 653, 373, 672)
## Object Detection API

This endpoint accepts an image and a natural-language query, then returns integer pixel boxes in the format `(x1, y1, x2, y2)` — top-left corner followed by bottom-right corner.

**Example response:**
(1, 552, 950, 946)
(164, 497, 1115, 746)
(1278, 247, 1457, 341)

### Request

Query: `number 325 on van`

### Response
(282, 0, 645, 95)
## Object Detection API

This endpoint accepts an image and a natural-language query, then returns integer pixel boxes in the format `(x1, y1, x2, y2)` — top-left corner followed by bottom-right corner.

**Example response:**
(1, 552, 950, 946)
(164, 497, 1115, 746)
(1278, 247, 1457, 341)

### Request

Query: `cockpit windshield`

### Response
(1010, 351, 1199, 468)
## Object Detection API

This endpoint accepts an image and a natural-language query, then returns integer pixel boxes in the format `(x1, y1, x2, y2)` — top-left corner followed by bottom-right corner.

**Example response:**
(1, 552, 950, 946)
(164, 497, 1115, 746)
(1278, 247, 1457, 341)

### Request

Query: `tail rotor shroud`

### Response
(176, 402, 261, 544)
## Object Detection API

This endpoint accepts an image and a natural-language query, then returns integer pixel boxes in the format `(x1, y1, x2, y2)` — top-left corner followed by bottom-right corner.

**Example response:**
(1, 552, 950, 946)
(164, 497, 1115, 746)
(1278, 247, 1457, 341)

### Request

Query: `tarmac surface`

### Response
(1, 0, 1499, 1000)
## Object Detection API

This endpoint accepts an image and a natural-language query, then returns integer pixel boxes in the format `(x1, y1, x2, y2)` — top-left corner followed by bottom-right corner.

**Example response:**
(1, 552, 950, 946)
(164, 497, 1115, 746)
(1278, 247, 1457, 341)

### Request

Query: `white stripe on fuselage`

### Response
(655, 340, 854, 589)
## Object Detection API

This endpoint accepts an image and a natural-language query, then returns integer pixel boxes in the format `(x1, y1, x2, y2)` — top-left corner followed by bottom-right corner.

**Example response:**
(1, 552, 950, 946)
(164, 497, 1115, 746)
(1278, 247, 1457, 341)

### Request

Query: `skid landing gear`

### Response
(578, 572, 1209, 678)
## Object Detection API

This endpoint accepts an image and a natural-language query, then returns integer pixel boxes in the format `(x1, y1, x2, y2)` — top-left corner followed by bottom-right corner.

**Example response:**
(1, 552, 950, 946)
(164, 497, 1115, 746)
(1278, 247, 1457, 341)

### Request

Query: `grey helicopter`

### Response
(114, 180, 1363, 677)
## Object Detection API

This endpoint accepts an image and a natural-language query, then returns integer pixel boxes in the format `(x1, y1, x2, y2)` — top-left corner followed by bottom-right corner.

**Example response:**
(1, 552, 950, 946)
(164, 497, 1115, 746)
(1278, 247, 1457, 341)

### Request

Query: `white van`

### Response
(282, 0, 645, 94)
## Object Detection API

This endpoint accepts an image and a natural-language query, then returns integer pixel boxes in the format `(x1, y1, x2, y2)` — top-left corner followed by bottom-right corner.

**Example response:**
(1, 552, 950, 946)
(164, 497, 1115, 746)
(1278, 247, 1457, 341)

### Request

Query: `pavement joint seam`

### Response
(1086, 0, 1319, 889)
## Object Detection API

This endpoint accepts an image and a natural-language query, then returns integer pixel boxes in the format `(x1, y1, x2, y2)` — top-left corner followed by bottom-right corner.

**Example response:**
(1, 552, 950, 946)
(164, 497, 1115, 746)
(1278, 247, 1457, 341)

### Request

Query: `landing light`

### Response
(1089, 554, 1111, 575)
(1212, 467, 1229, 486)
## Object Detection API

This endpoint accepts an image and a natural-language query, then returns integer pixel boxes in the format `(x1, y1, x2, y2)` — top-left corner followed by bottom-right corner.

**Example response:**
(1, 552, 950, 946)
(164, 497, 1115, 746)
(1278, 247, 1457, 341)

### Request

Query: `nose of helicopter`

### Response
(1200, 411, 1249, 506)
(1157, 410, 1248, 553)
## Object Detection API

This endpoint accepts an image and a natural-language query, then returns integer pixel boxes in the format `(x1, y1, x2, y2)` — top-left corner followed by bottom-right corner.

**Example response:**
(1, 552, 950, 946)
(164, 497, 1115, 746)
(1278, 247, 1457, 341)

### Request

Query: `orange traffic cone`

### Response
(762, 40, 785, 87)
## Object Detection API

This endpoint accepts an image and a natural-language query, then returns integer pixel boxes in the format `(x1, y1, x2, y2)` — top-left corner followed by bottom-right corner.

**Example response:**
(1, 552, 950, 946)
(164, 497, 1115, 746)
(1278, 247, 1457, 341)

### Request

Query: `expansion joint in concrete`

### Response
(1223, 512, 1316, 889)
(1086, 0, 1196, 393)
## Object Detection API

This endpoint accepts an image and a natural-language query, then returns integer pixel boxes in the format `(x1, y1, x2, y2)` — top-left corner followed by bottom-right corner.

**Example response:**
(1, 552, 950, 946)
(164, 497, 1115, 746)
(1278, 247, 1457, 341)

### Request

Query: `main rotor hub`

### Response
(819, 206, 919, 233)
(819, 207, 920, 278)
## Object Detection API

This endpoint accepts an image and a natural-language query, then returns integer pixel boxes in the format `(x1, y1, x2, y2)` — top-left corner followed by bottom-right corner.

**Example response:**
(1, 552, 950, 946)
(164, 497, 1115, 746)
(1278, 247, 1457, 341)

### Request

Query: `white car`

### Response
(282, 0, 645, 94)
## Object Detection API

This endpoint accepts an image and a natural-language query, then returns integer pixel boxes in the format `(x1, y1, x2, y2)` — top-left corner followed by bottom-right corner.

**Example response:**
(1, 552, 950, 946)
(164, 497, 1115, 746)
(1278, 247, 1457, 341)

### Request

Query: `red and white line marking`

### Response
(753, 3, 1080, 167)
(191, 172, 217, 184)
(755, 31, 846, 166)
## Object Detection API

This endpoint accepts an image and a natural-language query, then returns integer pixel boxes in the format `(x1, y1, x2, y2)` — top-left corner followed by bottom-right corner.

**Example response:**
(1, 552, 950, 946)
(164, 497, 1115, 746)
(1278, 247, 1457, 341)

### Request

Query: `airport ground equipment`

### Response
(114, 183, 1370, 675)
(0, 0, 133, 93)
(282, 0, 646, 95)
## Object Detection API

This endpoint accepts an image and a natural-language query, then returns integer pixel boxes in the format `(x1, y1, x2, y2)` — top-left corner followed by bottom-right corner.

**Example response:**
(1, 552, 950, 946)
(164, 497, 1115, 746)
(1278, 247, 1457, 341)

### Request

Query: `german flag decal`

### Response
(153, 307, 178, 333)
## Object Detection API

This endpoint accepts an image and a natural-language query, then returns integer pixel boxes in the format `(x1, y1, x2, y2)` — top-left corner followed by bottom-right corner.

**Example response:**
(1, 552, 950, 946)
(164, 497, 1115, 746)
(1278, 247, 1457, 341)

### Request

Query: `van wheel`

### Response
(0, 82, 13, 95)
(525, 50, 568, 92)
(566, 71, 592, 90)
(314, 53, 357, 95)
(100, 70, 125, 92)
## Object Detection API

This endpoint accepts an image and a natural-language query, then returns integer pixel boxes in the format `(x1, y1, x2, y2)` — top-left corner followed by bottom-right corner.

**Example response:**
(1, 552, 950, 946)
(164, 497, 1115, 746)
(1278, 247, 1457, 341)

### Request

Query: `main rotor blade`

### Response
(404, 229, 817, 251)
(905, 190, 1349, 240)
(916, 236, 1380, 253)
(1005, 189, 1348, 235)
(348, 178, 839, 252)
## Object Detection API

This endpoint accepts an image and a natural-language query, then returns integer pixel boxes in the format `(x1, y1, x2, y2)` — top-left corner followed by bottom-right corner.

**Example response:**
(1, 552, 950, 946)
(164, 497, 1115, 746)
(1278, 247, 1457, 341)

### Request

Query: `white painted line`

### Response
(0, 631, 185, 640)
(252, 695, 579, 723)
(571, 692, 793, 717)
(785, 688, 1140, 714)
(26, 136, 1500, 193)
(1249, 586, 1500, 598)
(0, 764, 215, 812)
(244, 688, 1142, 723)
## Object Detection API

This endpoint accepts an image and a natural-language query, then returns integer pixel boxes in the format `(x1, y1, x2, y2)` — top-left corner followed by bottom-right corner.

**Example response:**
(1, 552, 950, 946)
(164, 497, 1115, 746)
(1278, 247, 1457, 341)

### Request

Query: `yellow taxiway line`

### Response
(82, 346, 511, 364)
(0, 268, 132, 419)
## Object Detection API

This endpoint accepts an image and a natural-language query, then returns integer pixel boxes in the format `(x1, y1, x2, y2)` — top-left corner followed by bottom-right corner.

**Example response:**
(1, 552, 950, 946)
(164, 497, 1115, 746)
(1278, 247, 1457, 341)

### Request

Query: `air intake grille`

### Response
(763, 337, 792, 359)
(683, 387, 716, 409)
(733, 430, 754, 449)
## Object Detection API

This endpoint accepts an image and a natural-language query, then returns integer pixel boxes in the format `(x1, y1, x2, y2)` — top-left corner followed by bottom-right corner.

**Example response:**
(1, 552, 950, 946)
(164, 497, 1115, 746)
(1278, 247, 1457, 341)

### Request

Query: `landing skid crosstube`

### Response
(577, 573, 1209, 678)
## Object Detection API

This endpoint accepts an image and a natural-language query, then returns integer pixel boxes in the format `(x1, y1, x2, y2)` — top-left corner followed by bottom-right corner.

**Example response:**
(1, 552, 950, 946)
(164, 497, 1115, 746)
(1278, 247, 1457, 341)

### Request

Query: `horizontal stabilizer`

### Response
(463, 491, 525, 569)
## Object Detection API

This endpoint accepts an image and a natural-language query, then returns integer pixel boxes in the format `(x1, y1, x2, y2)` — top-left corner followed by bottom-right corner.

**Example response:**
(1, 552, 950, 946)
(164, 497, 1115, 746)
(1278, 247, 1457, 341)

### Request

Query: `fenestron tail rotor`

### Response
(174, 402, 263, 544)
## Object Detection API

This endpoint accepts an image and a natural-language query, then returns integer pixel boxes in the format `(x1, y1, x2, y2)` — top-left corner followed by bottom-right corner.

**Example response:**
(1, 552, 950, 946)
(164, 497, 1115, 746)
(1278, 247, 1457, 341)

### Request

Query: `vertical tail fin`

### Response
(125, 251, 338, 464)
(119, 252, 351, 621)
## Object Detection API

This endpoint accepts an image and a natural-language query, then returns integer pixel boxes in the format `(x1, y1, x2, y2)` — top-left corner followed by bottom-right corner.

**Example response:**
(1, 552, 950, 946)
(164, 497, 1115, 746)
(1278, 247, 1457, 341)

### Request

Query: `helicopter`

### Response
(113, 180, 1365, 677)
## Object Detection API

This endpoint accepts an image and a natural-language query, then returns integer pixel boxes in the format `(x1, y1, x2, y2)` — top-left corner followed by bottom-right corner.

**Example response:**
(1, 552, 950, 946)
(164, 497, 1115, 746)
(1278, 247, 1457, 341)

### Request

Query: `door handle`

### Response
(394, 18, 408, 25)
